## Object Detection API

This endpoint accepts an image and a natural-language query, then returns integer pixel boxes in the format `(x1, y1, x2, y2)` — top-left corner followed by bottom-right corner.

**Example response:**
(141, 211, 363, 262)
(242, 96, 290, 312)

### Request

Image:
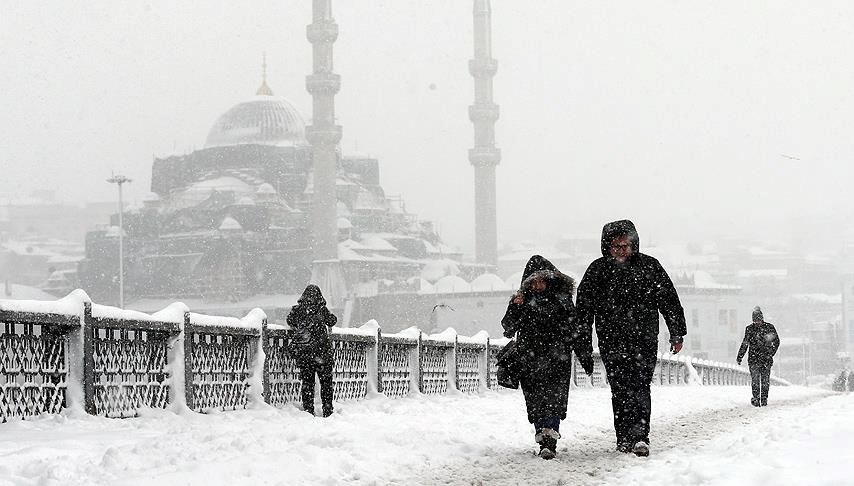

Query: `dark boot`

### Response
(322, 404, 333, 417)
(750, 398, 760, 407)
(539, 437, 557, 460)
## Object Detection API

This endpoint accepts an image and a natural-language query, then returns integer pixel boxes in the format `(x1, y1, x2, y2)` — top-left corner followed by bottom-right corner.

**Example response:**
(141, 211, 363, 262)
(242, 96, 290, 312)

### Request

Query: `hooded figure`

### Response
(287, 284, 337, 416)
(737, 306, 780, 406)
(501, 255, 587, 460)
(575, 220, 686, 456)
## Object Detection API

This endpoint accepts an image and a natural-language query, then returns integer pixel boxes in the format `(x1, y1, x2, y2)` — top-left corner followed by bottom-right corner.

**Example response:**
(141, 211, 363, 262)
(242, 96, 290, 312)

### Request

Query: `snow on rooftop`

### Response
(434, 275, 471, 293)
(737, 269, 788, 278)
(421, 259, 461, 283)
(689, 271, 741, 290)
(470, 273, 510, 292)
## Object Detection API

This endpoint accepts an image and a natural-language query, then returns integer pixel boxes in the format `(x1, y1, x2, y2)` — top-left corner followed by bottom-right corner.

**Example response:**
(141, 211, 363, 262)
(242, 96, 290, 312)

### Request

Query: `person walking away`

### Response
(575, 220, 687, 457)
(287, 284, 337, 417)
(501, 255, 593, 460)
(736, 306, 780, 407)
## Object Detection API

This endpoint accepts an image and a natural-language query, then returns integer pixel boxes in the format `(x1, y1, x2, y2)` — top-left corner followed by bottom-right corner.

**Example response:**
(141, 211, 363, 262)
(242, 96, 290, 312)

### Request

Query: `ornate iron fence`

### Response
(1, 293, 787, 422)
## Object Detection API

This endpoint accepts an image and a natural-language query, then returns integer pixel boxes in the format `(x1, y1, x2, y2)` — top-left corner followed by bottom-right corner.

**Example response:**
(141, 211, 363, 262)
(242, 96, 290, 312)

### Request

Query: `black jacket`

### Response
(286, 285, 337, 360)
(501, 255, 577, 379)
(736, 321, 780, 365)
(575, 220, 687, 360)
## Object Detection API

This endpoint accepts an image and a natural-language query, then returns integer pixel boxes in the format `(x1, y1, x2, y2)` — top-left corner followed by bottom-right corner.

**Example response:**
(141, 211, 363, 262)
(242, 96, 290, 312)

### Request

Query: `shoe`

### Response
(538, 437, 557, 460)
(750, 398, 760, 407)
(759, 401, 767, 407)
(631, 442, 649, 457)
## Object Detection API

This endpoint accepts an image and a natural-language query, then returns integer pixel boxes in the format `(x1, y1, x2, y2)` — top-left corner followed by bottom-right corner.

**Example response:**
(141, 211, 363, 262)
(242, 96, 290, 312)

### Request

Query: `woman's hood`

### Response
(297, 284, 326, 307)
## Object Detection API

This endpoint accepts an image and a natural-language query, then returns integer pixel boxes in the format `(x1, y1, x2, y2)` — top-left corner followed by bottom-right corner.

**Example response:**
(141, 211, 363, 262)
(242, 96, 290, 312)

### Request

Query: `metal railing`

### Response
(1, 291, 785, 422)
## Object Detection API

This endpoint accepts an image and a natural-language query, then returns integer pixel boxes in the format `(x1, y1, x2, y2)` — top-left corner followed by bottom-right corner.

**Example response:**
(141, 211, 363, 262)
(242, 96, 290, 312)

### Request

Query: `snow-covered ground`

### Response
(0, 386, 849, 486)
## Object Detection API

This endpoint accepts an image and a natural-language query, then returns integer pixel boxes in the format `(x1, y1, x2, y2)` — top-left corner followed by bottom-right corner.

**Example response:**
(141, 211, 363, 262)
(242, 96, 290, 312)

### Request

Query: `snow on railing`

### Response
(0, 291, 785, 422)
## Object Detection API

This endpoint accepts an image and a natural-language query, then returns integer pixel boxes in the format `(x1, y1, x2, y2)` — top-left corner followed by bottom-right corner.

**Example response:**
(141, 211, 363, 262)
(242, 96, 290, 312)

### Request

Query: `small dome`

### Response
(236, 196, 256, 206)
(337, 217, 353, 230)
(219, 216, 242, 231)
(257, 183, 277, 195)
(205, 96, 306, 148)
(434, 275, 471, 293)
(471, 273, 510, 292)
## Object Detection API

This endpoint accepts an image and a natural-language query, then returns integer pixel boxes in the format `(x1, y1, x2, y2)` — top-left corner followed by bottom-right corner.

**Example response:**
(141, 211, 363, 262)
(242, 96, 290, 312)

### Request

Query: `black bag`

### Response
(495, 340, 521, 389)
(288, 327, 316, 358)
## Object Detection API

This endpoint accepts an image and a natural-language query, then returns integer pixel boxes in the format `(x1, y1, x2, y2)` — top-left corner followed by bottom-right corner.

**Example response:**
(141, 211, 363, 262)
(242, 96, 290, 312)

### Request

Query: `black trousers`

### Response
(602, 350, 658, 446)
(749, 361, 772, 405)
(299, 356, 334, 415)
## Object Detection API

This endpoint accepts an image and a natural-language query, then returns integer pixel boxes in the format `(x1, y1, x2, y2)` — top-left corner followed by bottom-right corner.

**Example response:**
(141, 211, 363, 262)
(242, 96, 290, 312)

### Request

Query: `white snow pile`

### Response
(0, 386, 850, 485)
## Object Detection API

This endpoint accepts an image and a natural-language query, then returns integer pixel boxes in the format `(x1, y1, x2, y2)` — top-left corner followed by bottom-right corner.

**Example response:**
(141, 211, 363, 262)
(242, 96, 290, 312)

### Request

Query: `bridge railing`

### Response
(1, 291, 785, 422)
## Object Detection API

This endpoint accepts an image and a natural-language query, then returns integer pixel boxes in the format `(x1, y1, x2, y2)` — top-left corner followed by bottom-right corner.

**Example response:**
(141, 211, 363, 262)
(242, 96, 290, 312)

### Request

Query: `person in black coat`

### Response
(575, 220, 687, 457)
(501, 255, 592, 460)
(287, 284, 337, 417)
(736, 306, 780, 407)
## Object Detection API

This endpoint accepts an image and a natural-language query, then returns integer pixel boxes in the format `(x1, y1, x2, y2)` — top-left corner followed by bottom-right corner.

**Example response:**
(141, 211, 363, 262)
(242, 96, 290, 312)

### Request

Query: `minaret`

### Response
(257, 52, 273, 96)
(306, 0, 345, 306)
(469, 0, 501, 267)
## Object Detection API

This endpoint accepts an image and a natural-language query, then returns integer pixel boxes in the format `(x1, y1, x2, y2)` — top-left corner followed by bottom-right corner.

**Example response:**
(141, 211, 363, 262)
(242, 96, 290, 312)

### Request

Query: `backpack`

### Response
(288, 327, 316, 359)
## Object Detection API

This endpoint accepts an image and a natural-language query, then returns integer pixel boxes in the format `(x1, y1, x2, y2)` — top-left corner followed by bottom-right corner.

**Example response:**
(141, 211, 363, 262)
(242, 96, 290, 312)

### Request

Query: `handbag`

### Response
(495, 340, 521, 389)
(288, 327, 316, 358)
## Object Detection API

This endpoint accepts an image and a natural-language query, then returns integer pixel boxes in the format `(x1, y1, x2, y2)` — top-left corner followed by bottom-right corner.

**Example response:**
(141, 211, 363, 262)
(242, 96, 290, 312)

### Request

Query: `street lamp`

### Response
(106, 174, 132, 308)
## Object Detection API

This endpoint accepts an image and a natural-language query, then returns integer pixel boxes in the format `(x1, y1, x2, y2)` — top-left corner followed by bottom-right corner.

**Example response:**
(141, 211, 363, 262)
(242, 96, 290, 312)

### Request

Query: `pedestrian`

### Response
(501, 255, 593, 460)
(287, 284, 337, 417)
(575, 220, 687, 457)
(736, 306, 780, 407)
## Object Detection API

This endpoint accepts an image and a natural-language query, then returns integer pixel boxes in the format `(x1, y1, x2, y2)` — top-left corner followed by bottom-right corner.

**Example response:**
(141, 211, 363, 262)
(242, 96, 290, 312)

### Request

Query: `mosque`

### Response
(76, 1, 508, 333)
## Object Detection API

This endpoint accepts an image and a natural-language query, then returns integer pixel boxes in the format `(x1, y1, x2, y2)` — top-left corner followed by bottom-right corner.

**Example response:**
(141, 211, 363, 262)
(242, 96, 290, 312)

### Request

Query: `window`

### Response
(729, 309, 738, 332)
(691, 309, 699, 328)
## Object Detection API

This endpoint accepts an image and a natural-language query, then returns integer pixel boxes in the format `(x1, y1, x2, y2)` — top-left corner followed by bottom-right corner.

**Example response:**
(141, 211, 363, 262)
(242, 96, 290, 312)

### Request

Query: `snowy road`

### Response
(1, 386, 850, 486)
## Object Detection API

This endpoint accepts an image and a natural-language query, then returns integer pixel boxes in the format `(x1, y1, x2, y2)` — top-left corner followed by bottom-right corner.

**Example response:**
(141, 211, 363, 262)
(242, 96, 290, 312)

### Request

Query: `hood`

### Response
(519, 255, 575, 294)
(521, 255, 558, 284)
(600, 219, 640, 257)
(297, 284, 326, 307)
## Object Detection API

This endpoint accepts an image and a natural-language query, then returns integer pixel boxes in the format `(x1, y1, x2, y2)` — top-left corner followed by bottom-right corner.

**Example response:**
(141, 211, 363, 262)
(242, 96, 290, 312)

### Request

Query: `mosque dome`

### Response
(204, 90, 307, 148)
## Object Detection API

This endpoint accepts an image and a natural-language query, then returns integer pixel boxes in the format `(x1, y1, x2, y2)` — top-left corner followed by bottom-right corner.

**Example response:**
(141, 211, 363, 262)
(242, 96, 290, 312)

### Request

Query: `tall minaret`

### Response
(306, 0, 341, 261)
(469, 0, 501, 267)
(306, 0, 345, 304)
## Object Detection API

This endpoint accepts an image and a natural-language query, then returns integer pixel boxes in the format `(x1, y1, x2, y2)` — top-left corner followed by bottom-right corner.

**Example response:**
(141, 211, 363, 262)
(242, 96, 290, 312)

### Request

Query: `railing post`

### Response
(183, 312, 194, 411)
(375, 326, 384, 395)
(484, 337, 491, 389)
(261, 318, 270, 405)
(417, 331, 424, 393)
(450, 334, 459, 392)
(82, 302, 95, 415)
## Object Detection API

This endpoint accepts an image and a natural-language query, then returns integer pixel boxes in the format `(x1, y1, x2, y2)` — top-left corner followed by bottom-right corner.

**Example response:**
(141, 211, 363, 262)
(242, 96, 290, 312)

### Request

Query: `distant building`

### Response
(78, 81, 459, 310)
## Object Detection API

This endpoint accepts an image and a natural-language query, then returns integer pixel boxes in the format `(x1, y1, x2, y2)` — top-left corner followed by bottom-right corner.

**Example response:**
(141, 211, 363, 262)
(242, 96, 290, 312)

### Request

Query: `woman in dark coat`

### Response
(501, 255, 592, 459)
(287, 284, 337, 417)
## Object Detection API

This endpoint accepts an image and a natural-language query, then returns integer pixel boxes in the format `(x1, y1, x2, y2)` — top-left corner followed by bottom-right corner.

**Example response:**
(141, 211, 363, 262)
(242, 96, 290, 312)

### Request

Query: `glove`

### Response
(578, 354, 594, 375)
(670, 342, 683, 354)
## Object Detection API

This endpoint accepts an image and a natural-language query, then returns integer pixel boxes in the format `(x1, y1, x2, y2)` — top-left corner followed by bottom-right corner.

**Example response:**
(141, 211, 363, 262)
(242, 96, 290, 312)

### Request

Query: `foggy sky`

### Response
(2, 1, 853, 256)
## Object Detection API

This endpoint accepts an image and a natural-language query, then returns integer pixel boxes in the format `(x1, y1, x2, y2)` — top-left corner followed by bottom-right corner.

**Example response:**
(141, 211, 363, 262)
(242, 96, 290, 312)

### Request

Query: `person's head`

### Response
(529, 276, 547, 293)
(752, 306, 764, 324)
(600, 220, 639, 263)
(609, 234, 634, 264)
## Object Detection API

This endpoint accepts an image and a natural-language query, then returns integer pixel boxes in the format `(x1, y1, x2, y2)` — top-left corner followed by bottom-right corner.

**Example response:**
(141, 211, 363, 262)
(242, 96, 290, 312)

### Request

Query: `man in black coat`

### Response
(287, 284, 337, 417)
(736, 306, 780, 407)
(501, 255, 592, 460)
(575, 220, 687, 457)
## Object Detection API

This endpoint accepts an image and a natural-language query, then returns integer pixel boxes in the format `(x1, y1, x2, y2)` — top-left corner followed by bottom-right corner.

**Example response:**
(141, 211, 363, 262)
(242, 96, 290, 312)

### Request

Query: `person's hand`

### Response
(670, 342, 683, 354)
(511, 291, 524, 305)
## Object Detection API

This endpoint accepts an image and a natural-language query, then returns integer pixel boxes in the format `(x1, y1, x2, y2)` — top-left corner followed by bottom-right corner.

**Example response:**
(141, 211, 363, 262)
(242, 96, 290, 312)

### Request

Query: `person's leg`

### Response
(749, 363, 761, 406)
(759, 363, 771, 406)
(319, 357, 335, 416)
(629, 350, 657, 446)
(299, 360, 316, 415)
(604, 357, 632, 451)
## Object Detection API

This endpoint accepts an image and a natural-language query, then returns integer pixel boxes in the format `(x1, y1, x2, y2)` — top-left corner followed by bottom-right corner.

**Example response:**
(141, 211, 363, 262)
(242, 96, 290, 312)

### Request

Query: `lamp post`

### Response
(106, 174, 132, 308)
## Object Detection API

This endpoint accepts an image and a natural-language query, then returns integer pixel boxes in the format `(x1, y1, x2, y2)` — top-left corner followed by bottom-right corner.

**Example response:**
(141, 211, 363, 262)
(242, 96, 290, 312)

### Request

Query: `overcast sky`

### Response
(2, 1, 853, 255)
